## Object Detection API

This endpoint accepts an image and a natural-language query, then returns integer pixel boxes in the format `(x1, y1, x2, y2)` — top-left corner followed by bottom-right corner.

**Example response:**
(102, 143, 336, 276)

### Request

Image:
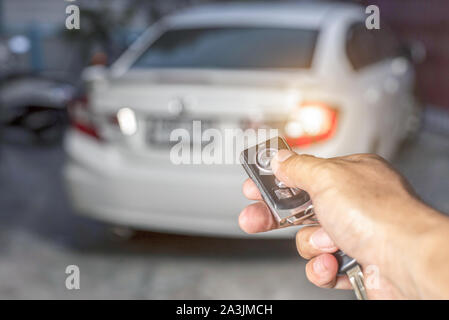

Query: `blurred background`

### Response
(0, 0, 448, 299)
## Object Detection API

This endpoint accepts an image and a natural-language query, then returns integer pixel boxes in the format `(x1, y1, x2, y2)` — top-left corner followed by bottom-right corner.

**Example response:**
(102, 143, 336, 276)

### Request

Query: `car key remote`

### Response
(240, 136, 367, 300)
(239, 136, 316, 227)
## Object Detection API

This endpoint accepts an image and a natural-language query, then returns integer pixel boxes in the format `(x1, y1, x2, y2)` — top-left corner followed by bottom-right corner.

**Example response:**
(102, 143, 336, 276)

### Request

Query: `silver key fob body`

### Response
(240, 136, 316, 227)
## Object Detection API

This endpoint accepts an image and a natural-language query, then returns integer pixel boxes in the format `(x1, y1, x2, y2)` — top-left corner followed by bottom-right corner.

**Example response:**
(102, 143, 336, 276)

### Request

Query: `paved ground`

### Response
(0, 129, 448, 299)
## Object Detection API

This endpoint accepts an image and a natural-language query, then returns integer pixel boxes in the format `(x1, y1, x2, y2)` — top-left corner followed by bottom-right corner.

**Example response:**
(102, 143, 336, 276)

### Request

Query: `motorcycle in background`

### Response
(0, 35, 76, 145)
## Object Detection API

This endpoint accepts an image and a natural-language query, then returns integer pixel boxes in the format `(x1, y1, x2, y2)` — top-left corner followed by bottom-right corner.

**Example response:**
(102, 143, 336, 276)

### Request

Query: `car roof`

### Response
(165, 1, 364, 28)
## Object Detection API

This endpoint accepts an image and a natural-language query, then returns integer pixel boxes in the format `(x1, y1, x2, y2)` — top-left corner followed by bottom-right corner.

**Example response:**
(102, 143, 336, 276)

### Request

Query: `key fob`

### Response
(240, 136, 316, 227)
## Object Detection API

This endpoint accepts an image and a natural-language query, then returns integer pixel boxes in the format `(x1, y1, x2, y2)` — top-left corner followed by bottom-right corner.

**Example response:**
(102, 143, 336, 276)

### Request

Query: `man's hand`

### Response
(239, 150, 449, 299)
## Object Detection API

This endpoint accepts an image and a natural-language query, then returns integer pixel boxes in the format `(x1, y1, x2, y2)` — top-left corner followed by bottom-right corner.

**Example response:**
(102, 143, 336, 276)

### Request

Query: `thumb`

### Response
(270, 150, 325, 195)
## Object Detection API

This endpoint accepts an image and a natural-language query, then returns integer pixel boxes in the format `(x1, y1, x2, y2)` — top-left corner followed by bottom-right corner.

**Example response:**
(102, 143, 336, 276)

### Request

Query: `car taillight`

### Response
(105, 108, 138, 136)
(284, 102, 338, 148)
(67, 96, 102, 140)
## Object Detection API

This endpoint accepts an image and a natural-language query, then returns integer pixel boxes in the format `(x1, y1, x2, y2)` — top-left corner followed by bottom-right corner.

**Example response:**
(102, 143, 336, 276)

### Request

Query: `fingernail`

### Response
(271, 150, 294, 173)
(313, 256, 328, 273)
(310, 228, 336, 250)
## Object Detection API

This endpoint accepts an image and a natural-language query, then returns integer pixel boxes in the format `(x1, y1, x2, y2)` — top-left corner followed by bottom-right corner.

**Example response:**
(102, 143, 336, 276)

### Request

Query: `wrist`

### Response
(410, 207, 449, 299)
(381, 198, 447, 298)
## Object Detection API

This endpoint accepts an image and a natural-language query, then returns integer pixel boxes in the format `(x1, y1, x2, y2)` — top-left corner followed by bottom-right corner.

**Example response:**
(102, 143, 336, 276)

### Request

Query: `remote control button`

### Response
(256, 148, 277, 172)
(275, 178, 287, 188)
(274, 188, 293, 200)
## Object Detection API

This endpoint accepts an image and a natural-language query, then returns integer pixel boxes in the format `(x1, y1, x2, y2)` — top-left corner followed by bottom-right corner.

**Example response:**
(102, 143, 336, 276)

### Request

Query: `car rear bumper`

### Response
(63, 131, 296, 238)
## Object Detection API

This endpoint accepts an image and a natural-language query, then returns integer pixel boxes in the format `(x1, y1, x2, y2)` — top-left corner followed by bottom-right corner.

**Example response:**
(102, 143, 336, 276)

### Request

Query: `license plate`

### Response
(147, 118, 214, 146)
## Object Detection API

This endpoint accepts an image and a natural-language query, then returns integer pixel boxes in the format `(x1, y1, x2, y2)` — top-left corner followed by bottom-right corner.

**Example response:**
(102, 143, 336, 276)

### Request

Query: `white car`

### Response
(64, 2, 420, 237)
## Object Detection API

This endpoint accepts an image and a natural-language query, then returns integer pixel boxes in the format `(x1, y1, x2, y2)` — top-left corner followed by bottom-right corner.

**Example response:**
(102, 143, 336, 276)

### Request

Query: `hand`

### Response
(239, 150, 449, 299)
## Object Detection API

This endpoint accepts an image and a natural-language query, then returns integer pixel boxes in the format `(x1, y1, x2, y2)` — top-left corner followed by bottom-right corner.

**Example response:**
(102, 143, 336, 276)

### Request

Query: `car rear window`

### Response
(131, 27, 319, 70)
(346, 22, 400, 70)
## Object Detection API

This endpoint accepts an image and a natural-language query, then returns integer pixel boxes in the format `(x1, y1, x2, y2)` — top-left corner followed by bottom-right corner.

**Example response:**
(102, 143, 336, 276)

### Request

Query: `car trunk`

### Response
(88, 69, 318, 163)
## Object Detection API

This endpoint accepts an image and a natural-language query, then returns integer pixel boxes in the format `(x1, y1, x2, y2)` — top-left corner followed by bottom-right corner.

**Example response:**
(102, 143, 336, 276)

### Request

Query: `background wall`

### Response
(358, 0, 449, 109)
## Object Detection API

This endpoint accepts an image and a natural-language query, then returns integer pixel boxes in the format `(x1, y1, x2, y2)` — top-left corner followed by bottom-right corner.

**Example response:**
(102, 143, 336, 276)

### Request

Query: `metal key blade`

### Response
(333, 250, 368, 300)
(346, 264, 368, 300)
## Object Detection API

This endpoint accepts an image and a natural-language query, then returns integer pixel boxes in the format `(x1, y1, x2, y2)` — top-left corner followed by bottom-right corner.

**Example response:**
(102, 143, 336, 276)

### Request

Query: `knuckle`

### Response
(314, 161, 338, 181)
(363, 153, 385, 163)
(285, 155, 306, 173)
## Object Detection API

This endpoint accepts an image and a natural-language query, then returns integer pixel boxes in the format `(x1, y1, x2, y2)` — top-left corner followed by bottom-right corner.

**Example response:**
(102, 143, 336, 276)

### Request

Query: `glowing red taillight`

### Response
(284, 102, 338, 148)
(67, 96, 102, 140)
